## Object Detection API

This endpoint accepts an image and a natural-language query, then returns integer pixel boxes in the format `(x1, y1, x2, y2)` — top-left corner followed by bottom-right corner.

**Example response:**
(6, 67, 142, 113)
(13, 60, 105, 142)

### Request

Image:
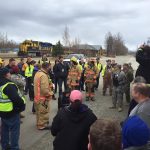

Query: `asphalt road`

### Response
(18, 55, 138, 150)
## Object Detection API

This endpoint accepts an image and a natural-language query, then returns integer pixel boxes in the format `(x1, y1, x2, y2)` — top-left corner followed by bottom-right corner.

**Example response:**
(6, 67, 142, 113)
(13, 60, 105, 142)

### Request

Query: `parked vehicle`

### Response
(63, 54, 86, 64)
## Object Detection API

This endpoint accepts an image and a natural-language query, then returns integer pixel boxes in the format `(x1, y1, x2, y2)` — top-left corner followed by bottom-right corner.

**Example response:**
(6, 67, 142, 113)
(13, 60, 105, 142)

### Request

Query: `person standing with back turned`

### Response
(0, 68, 26, 150)
(51, 90, 97, 150)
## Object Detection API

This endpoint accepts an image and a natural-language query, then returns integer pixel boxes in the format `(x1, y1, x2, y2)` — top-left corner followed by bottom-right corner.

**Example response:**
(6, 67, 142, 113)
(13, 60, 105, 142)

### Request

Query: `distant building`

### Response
(63, 44, 102, 57)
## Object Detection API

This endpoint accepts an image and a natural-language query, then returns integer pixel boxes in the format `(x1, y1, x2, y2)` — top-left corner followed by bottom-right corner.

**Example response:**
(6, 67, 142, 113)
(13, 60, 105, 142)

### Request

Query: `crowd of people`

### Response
(0, 44, 150, 150)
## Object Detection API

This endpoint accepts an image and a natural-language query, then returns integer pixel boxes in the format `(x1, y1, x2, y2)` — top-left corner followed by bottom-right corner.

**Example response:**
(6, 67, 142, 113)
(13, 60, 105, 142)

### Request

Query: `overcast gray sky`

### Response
(0, 0, 149, 50)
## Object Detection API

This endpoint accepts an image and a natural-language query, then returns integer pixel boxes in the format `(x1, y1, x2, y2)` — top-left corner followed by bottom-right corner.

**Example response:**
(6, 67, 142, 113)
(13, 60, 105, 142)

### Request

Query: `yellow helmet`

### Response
(0, 58, 3, 64)
(70, 56, 77, 63)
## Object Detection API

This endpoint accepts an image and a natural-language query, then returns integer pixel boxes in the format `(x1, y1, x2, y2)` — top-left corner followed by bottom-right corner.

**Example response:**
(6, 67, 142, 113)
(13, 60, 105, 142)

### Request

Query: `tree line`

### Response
(105, 32, 128, 56)
(0, 29, 128, 56)
(0, 33, 18, 50)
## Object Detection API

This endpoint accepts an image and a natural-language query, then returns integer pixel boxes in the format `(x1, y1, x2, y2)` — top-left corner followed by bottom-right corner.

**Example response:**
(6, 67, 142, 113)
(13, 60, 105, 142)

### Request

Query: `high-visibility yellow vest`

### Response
(95, 63, 102, 72)
(0, 82, 26, 112)
(102, 65, 107, 77)
(25, 65, 34, 77)
(102, 65, 112, 77)
(78, 64, 83, 71)
(38, 59, 50, 64)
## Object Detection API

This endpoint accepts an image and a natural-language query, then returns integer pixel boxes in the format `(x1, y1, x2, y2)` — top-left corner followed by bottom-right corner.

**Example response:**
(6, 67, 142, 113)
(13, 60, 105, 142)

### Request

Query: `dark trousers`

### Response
(79, 77, 84, 91)
(54, 77, 58, 93)
(58, 78, 67, 95)
(25, 77, 34, 100)
(25, 77, 29, 93)
(1, 114, 20, 150)
(96, 74, 100, 89)
(95, 77, 99, 89)
(125, 86, 130, 103)
(128, 99, 138, 116)
(32, 103, 35, 113)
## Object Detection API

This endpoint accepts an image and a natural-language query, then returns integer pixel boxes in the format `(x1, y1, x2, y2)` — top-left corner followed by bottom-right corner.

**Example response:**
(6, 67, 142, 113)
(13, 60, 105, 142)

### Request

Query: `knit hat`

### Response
(122, 116, 150, 149)
(12, 66, 19, 74)
(0, 68, 10, 77)
(70, 90, 83, 102)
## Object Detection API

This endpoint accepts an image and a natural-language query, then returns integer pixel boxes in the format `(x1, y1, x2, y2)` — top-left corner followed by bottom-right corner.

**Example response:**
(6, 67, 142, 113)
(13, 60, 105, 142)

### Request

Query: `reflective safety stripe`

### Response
(34, 74, 46, 103)
(25, 65, 34, 77)
(0, 103, 13, 112)
(0, 99, 11, 103)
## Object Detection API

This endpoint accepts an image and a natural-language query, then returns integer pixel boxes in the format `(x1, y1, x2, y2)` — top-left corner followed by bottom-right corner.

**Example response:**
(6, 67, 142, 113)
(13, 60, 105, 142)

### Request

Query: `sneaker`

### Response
(38, 126, 51, 130)
(52, 95, 56, 100)
(86, 97, 89, 101)
(103, 92, 106, 96)
(24, 92, 27, 95)
(118, 107, 123, 112)
(91, 97, 95, 101)
(20, 114, 25, 118)
(109, 106, 116, 109)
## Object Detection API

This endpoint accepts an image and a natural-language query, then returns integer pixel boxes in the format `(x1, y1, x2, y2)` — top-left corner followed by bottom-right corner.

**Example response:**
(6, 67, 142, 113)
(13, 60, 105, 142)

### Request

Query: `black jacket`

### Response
(58, 92, 70, 109)
(53, 64, 59, 79)
(51, 104, 97, 150)
(55, 62, 69, 79)
(0, 77, 25, 118)
(49, 69, 55, 83)
(136, 49, 150, 83)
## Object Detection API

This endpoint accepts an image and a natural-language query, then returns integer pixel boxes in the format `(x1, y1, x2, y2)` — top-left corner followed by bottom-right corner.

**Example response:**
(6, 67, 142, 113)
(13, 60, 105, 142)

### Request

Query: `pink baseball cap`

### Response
(70, 90, 83, 102)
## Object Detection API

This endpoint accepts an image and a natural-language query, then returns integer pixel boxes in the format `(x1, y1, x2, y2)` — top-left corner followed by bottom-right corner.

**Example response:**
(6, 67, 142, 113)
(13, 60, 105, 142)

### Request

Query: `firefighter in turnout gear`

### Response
(67, 57, 81, 91)
(34, 62, 53, 130)
(84, 59, 99, 101)
(102, 59, 113, 96)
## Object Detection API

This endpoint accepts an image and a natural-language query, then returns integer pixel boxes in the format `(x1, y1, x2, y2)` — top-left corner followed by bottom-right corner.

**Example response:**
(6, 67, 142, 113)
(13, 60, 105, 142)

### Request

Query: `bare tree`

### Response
(105, 32, 128, 56)
(105, 32, 114, 56)
(72, 37, 81, 53)
(0, 32, 18, 51)
(62, 26, 70, 47)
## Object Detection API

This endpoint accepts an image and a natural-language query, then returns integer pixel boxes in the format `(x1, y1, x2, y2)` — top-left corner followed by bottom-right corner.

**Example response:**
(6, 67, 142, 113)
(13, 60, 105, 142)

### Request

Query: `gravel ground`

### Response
(29, 80, 128, 150)
(22, 55, 137, 150)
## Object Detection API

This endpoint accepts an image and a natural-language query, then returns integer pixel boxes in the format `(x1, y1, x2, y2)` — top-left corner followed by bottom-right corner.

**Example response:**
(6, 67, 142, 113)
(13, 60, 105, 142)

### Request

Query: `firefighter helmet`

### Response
(70, 56, 77, 63)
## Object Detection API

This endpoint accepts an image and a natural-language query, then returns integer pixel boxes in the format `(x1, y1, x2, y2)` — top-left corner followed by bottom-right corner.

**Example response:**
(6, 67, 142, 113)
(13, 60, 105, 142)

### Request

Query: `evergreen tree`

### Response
(52, 41, 64, 56)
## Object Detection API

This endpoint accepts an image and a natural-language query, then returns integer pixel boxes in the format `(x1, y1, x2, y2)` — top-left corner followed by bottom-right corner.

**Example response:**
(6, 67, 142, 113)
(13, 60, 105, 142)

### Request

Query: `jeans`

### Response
(1, 114, 20, 150)
(58, 78, 67, 95)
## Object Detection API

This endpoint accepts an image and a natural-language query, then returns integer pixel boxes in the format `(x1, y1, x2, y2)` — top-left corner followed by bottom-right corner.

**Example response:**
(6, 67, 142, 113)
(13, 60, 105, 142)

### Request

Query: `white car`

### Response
(63, 54, 86, 64)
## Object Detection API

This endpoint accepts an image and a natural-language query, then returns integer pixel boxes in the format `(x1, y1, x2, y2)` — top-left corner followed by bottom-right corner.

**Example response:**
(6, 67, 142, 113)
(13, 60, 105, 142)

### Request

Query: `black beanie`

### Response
(0, 68, 10, 77)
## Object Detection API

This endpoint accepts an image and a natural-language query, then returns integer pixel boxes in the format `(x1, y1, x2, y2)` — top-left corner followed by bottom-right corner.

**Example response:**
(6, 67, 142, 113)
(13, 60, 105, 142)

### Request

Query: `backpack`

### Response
(10, 74, 26, 89)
